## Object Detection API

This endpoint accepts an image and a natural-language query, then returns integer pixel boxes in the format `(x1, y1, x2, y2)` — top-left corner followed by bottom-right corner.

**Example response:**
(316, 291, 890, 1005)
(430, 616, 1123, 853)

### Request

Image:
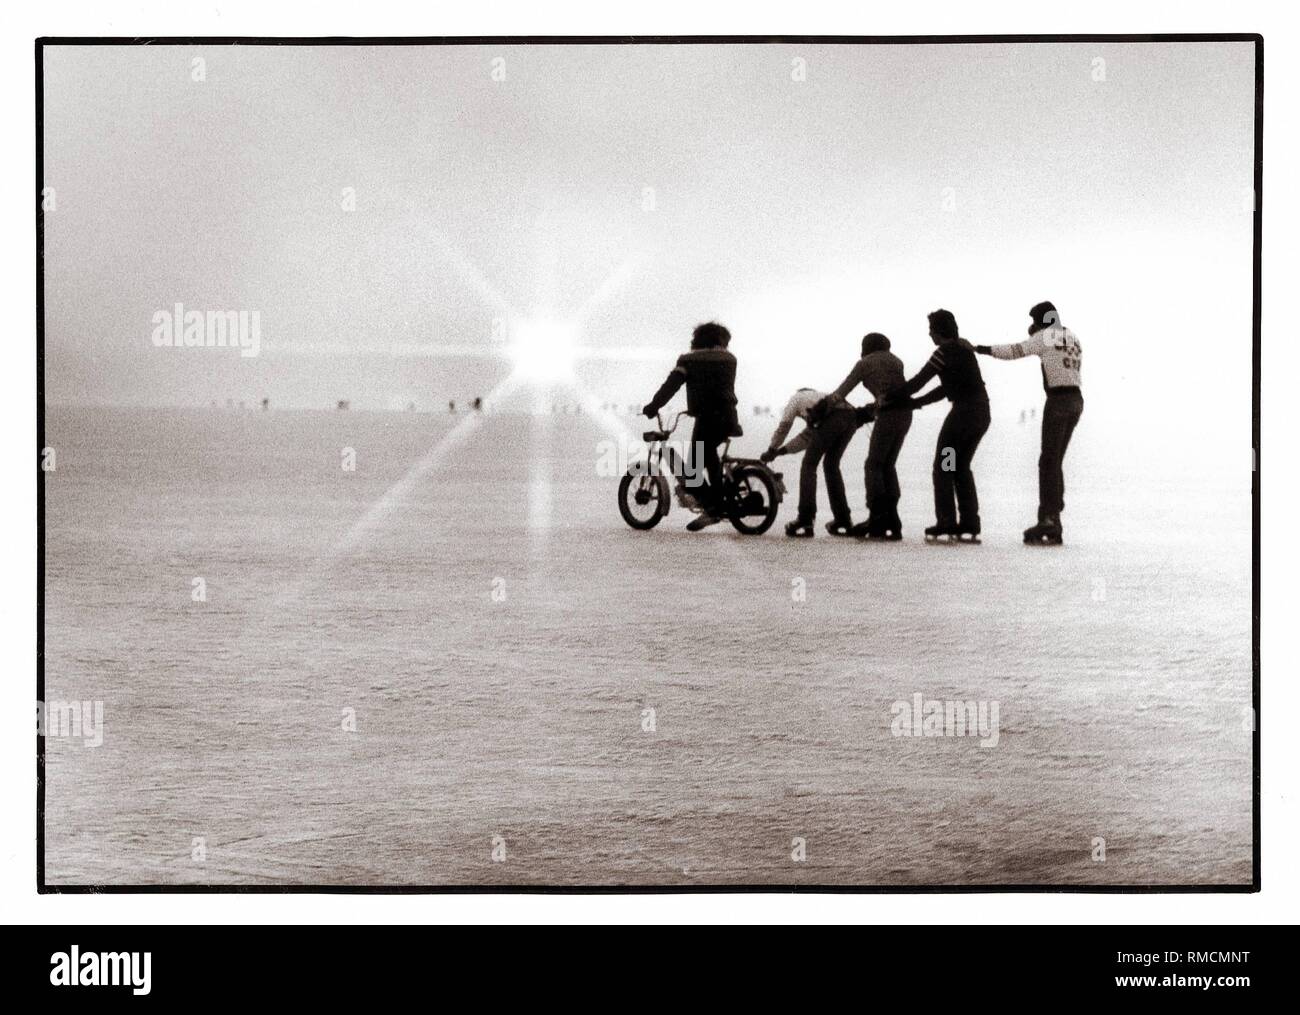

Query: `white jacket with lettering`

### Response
(987, 324, 1082, 391)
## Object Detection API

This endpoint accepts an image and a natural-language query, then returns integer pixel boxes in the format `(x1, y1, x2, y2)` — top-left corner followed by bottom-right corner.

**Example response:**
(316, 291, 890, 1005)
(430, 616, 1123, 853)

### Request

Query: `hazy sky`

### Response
(43, 41, 1255, 435)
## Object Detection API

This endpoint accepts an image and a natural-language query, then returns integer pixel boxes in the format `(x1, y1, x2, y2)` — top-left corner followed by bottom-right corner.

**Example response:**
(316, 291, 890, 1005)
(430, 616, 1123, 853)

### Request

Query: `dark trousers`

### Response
(1039, 388, 1084, 518)
(797, 407, 858, 523)
(865, 407, 913, 524)
(689, 415, 730, 513)
(933, 398, 991, 528)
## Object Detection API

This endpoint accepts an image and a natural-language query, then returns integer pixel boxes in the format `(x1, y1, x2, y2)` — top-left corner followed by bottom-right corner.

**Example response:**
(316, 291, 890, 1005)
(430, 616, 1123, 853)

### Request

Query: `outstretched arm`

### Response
(766, 397, 801, 453)
(643, 363, 687, 416)
(976, 334, 1046, 360)
(831, 361, 864, 400)
(899, 348, 941, 395)
(776, 425, 816, 457)
(910, 385, 947, 408)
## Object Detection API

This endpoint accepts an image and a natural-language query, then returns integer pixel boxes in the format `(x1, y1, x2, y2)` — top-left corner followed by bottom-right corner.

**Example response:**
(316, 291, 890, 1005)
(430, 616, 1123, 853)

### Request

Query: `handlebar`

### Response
(654, 410, 689, 437)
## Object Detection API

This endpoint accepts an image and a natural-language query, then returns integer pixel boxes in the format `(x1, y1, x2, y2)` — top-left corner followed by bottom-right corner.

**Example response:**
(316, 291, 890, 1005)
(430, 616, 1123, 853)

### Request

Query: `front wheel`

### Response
(727, 464, 781, 535)
(618, 469, 671, 530)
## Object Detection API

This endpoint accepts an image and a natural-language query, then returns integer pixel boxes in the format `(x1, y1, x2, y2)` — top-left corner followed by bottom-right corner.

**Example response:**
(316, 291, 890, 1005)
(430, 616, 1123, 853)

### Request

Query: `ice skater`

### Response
(760, 388, 861, 537)
(831, 332, 913, 540)
(889, 309, 991, 542)
(642, 321, 741, 531)
(974, 301, 1083, 544)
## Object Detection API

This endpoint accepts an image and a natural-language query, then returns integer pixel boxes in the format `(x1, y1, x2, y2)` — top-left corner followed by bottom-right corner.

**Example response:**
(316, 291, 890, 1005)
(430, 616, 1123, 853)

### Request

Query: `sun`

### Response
(507, 317, 580, 384)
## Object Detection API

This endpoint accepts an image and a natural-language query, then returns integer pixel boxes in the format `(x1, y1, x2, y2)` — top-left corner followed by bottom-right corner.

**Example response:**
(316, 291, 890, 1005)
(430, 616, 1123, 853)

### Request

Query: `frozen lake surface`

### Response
(42, 406, 1253, 886)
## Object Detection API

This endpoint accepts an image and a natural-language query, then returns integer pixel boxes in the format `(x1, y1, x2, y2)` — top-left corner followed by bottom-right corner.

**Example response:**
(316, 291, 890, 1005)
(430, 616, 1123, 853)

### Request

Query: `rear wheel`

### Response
(618, 469, 671, 530)
(727, 464, 780, 535)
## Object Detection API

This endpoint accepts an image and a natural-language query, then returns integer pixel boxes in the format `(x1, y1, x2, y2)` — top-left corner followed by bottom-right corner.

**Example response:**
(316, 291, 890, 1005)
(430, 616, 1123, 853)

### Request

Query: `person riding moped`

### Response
(642, 321, 742, 531)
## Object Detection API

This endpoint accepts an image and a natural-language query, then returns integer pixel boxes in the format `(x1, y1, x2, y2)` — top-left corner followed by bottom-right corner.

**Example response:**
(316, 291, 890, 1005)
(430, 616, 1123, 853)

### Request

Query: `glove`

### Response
(974, 345, 992, 355)
(760, 448, 778, 464)
(641, 404, 657, 419)
(854, 405, 877, 425)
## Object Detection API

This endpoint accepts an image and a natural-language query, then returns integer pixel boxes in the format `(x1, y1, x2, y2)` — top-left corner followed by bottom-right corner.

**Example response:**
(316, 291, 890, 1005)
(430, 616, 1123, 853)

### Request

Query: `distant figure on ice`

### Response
(890, 309, 990, 542)
(642, 321, 740, 532)
(472, 397, 483, 412)
(449, 400, 457, 413)
(831, 332, 912, 540)
(974, 301, 1083, 545)
(760, 388, 859, 538)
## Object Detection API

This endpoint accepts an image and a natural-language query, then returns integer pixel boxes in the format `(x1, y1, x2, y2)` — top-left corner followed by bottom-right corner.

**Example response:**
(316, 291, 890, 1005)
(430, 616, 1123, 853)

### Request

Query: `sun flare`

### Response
(507, 317, 580, 384)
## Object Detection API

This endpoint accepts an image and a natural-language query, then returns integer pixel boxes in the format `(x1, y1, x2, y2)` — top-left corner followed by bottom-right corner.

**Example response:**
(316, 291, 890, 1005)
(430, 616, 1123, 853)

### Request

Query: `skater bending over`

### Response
(760, 388, 860, 538)
(890, 309, 990, 541)
(643, 321, 741, 531)
(832, 332, 912, 540)
(974, 301, 1083, 545)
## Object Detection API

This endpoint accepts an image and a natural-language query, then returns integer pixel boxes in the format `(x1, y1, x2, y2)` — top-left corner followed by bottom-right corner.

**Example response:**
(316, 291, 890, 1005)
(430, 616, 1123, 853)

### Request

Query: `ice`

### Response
(41, 405, 1252, 886)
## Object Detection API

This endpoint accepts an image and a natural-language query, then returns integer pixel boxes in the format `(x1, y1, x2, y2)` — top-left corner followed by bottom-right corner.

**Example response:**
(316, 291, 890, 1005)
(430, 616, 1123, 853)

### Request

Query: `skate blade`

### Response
(926, 534, 980, 544)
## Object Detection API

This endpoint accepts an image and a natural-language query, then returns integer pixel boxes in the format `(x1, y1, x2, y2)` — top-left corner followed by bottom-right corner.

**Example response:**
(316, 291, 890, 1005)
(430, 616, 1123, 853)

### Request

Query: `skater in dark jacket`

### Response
(760, 387, 860, 538)
(974, 301, 1083, 544)
(643, 321, 741, 531)
(890, 309, 990, 541)
(832, 332, 912, 540)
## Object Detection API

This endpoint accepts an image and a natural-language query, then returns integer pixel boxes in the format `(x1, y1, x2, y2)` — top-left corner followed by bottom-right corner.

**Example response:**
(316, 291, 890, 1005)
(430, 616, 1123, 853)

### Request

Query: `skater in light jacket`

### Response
(974, 301, 1083, 545)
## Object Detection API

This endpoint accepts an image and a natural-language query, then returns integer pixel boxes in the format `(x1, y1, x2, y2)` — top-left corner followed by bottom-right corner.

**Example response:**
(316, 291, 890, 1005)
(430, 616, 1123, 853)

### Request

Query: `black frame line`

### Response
(34, 32, 1263, 895)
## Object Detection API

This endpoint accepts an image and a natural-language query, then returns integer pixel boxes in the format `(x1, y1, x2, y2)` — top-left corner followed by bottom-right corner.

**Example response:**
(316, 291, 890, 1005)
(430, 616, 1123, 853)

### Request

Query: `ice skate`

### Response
(854, 515, 902, 541)
(1024, 512, 1064, 545)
